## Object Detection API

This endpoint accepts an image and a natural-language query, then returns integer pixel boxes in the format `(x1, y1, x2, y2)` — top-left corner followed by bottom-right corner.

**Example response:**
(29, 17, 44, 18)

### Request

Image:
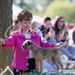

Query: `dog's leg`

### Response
(35, 60, 38, 72)
(54, 51, 63, 70)
(50, 50, 63, 70)
(36, 60, 42, 72)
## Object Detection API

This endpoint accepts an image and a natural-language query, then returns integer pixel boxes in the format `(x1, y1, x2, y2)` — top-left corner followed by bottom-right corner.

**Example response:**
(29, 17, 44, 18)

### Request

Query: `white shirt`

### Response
(24, 33, 31, 39)
(23, 33, 33, 58)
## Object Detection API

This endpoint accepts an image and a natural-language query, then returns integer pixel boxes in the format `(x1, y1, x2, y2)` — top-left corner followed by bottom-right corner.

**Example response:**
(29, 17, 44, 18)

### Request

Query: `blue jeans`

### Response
(68, 46, 75, 57)
(42, 59, 57, 72)
(48, 38, 74, 58)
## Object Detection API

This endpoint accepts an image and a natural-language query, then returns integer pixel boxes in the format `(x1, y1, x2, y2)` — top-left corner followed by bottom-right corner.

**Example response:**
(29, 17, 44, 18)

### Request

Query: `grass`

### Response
(16, 71, 75, 75)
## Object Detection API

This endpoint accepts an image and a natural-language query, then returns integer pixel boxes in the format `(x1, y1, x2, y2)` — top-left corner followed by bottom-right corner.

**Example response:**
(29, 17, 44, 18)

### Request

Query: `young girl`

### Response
(0, 9, 56, 75)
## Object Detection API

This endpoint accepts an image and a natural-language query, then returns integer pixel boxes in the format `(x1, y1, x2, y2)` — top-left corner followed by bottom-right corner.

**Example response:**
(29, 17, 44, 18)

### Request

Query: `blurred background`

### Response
(13, 0, 75, 22)
(13, 0, 75, 46)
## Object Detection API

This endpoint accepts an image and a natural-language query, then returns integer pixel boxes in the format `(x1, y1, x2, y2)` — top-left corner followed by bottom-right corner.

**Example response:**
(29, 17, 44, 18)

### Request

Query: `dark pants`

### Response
(26, 58, 36, 72)
(13, 68, 23, 75)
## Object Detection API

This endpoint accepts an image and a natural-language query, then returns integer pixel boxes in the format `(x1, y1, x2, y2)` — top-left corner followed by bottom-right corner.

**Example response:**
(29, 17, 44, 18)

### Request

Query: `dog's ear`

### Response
(22, 40, 32, 49)
(23, 40, 31, 45)
(22, 44, 27, 49)
(27, 41, 32, 46)
(24, 40, 31, 43)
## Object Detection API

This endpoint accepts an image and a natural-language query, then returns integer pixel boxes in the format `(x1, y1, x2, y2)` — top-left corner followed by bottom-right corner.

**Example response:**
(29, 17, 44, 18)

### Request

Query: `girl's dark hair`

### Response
(54, 16, 65, 35)
(44, 17, 51, 23)
(17, 9, 33, 21)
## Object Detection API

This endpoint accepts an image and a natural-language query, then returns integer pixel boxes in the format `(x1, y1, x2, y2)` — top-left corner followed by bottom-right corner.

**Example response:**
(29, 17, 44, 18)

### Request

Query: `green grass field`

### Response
(16, 71, 75, 75)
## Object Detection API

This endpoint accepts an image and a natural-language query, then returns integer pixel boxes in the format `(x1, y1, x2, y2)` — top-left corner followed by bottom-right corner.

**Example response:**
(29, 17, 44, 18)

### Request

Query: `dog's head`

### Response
(22, 40, 33, 49)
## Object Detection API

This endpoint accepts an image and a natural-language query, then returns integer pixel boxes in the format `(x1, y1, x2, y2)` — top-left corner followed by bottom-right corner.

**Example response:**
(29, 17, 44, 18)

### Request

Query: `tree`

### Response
(0, 0, 12, 70)
(44, 1, 75, 22)
(13, 0, 53, 16)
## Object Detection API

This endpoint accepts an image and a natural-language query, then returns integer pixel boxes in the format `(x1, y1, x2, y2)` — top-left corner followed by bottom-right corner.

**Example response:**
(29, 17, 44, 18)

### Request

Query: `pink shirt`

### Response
(2, 30, 55, 71)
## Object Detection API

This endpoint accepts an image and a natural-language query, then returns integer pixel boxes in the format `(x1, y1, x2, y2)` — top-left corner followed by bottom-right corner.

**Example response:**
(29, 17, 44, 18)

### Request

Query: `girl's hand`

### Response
(0, 38, 5, 45)
(44, 32, 51, 39)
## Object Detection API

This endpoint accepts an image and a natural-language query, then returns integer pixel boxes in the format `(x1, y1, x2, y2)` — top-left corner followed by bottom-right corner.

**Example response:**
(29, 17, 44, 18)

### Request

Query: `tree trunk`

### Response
(0, 0, 12, 71)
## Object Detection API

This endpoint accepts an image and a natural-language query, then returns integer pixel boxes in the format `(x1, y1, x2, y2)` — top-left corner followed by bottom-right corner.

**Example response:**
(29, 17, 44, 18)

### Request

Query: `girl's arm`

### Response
(31, 31, 56, 48)
(56, 26, 69, 42)
(56, 30, 65, 42)
(0, 38, 5, 45)
(0, 33, 16, 48)
(40, 39, 56, 47)
(39, 33, 56, 47)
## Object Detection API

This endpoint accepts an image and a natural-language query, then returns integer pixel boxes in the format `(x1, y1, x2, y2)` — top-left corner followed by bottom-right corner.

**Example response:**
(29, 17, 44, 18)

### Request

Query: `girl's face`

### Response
(57, 18, 64, 29)
(20, 20, 32, 31)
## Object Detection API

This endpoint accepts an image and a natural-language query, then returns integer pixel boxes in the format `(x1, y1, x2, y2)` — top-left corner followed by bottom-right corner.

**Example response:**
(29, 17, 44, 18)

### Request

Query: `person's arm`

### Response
(56, 30, 65, 42)
(50, 30, 55, 39)
(39, 32, 56, 47)
(57, 27, 69, 42)
(56, 34, 64, 42)
(40, 33, 56, 47)
(44, 32, 51, 40)
(0, 38, 5, 45)
(0, 33, 16, 48)
(31, 31, 56, 48)
(40, 39, 56, 47)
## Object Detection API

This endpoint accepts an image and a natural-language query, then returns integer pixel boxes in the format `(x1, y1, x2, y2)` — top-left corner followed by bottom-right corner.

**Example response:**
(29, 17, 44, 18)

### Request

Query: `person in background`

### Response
(38, 17, 51, 38)
(72, 27, 75, 44)
(54, 16, 75, 69)
(38, 16, 75, 70)
(38, 17, 63, 72)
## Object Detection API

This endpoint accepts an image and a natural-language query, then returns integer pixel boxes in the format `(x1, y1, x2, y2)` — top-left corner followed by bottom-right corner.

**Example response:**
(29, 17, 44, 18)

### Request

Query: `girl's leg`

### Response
(60, 47, 75, 60)
(42, 58, 58, 72)
(48, 38, 75, 60)
(68, 46, 75, 57)
(13, 68, 17, 75)
(19, 70, 23, 75)
(66, 46, 75, 69)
